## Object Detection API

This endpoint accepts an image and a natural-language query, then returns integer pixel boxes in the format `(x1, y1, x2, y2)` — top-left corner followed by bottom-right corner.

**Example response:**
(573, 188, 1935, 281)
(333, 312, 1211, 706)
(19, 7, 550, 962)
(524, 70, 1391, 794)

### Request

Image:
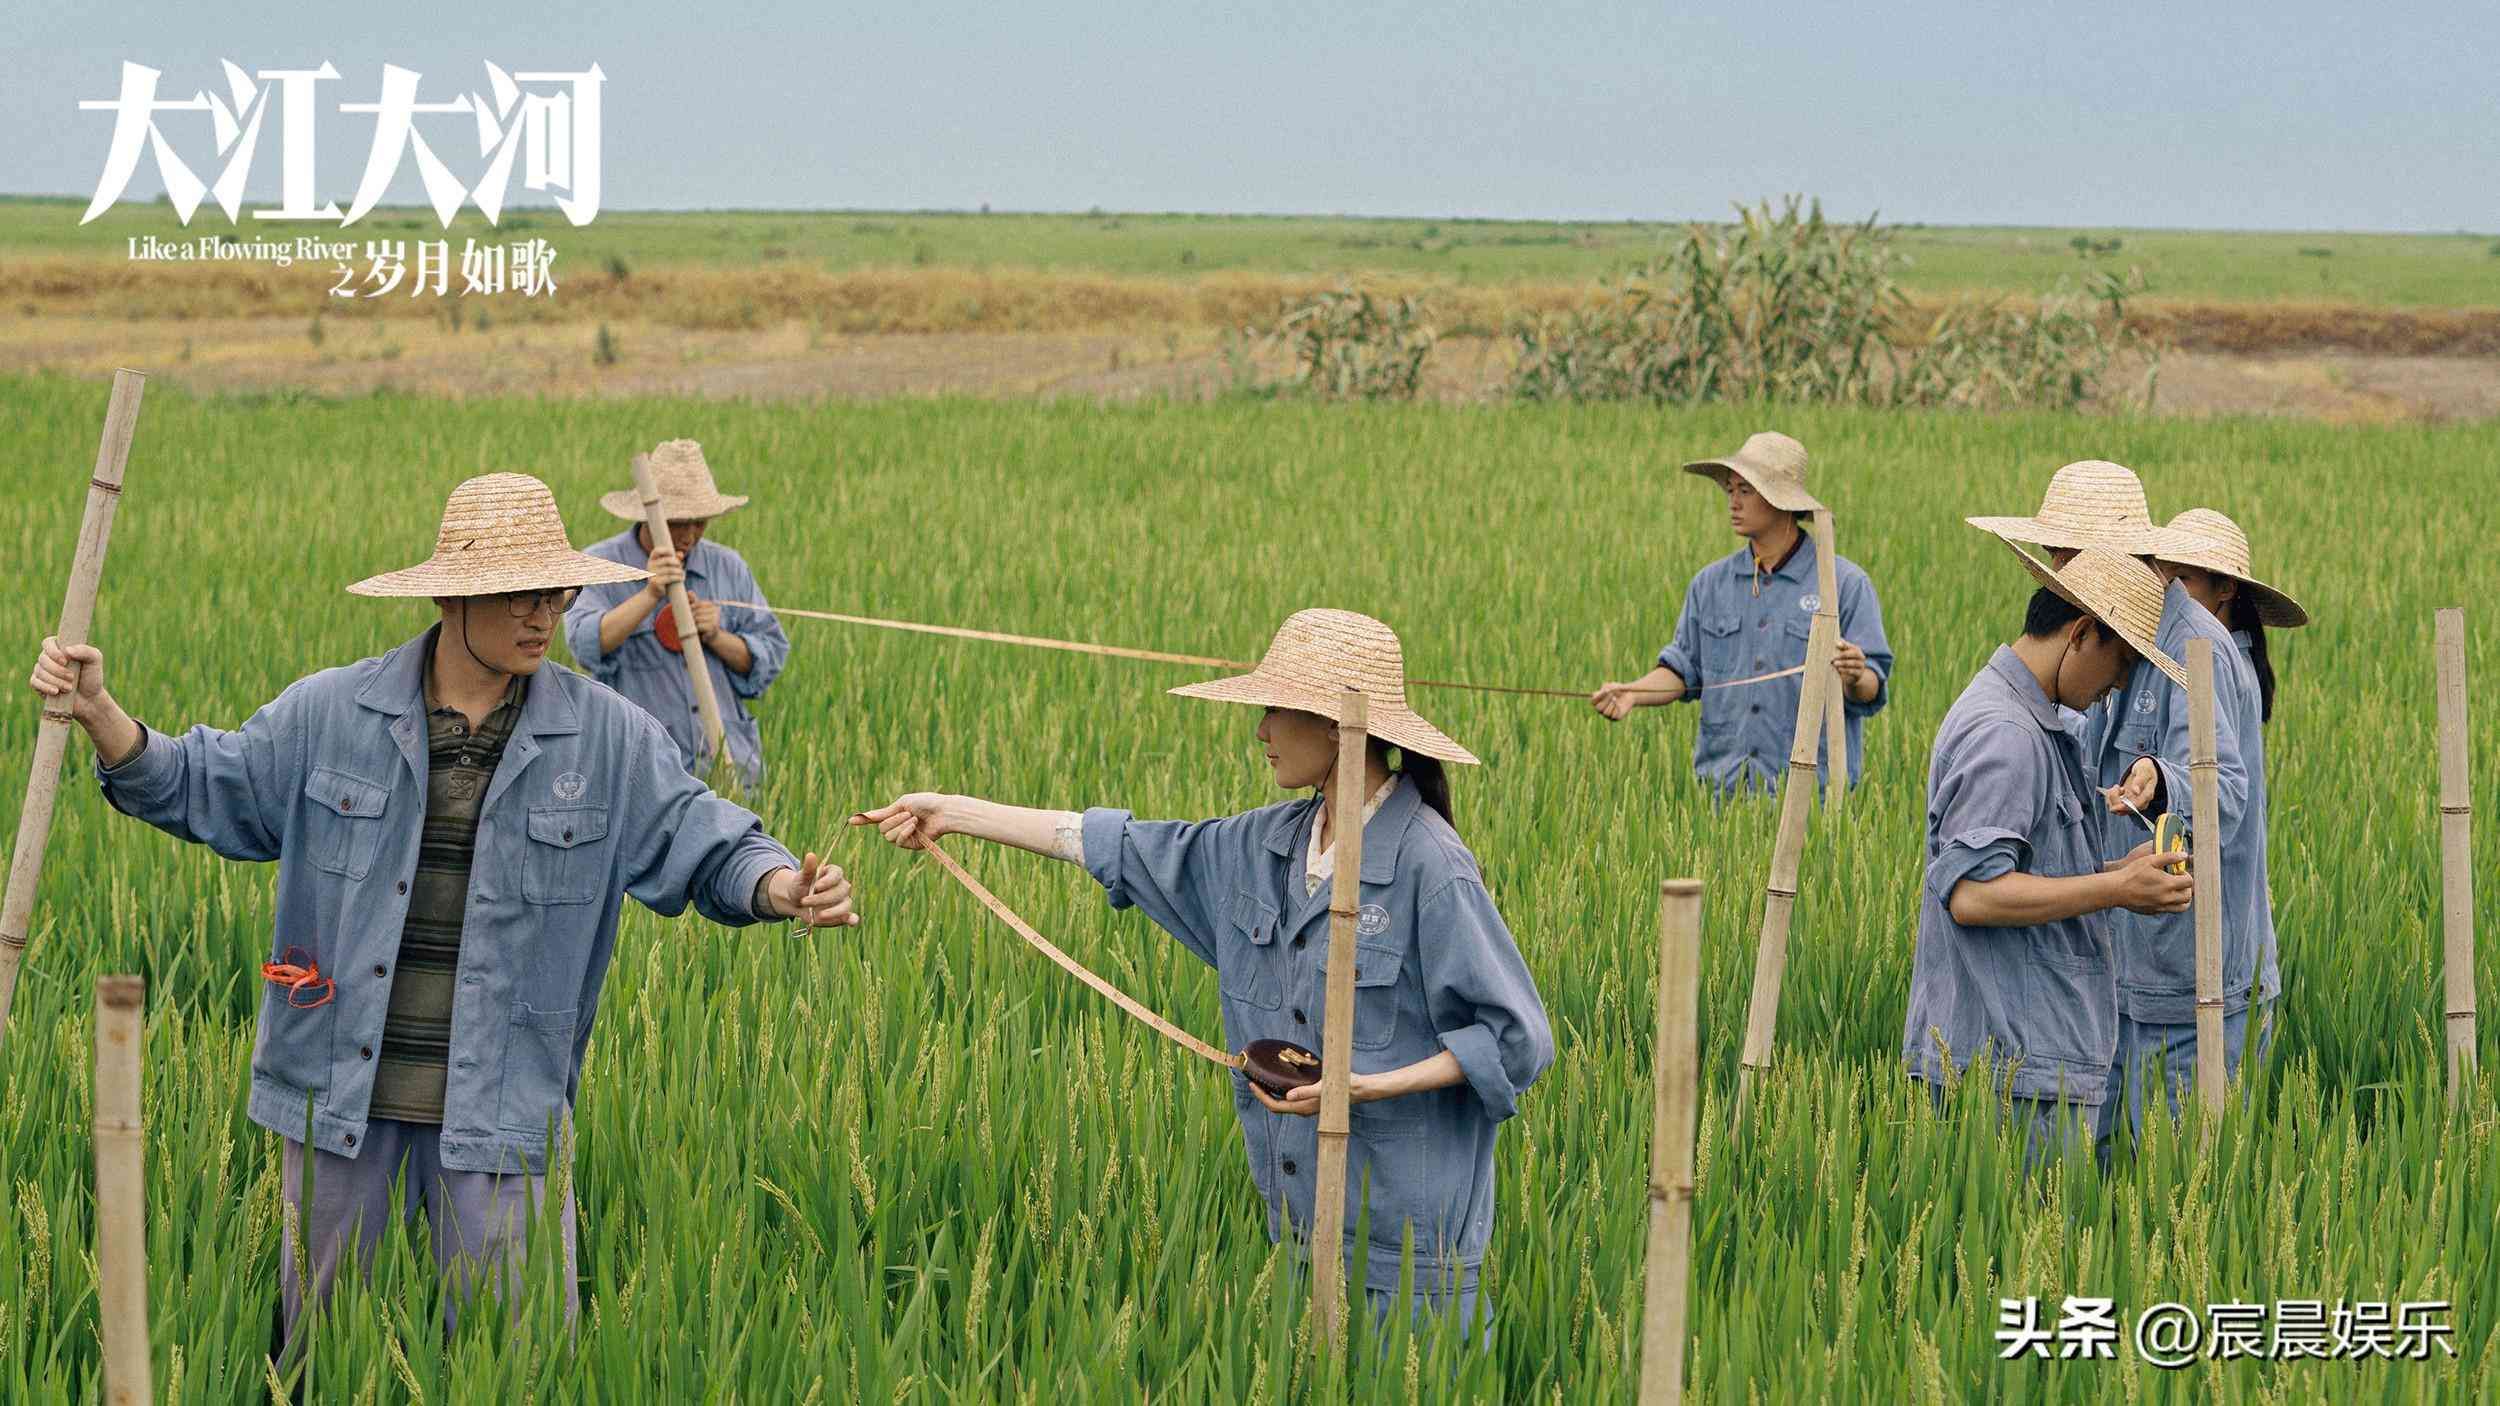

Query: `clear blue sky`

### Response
(8, 1, 2491, 232)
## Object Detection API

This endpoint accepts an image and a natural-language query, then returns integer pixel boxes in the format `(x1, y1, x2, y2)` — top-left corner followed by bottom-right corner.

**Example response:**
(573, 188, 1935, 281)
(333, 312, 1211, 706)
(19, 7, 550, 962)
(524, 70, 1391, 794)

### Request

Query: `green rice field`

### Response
(0, 372, 2493, 1400)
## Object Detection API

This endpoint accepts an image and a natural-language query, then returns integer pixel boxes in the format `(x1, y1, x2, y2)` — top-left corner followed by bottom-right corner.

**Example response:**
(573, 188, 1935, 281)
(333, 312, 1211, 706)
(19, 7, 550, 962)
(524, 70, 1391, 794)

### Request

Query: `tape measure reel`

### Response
(2153, 812, 2191, 874)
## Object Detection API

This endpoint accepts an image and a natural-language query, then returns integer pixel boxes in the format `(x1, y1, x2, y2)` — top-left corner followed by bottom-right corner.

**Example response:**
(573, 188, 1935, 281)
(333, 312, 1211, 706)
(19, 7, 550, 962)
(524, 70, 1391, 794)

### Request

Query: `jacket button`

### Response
(340, 796, 353, 811)
(1749, 704, 1761, 714)
(396, 880, 408, 895)
(562, 829, 573, 842)
(373, 963, 388, 977)
(1292, 1008, 1306, 1024)
(1291, 934, 1306, 949)
(1281, 1159, 1297, 1175)
(359, 1046, 372, 1060)
(344, 1133, 356, 1148)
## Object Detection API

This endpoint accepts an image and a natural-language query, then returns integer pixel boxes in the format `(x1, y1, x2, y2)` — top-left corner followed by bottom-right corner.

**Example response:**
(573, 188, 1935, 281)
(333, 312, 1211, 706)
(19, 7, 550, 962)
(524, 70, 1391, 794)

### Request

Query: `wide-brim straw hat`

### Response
(599, 439, 752, 522)
(348, 472, 649, 598)
(1167, 608, 1479, 765)
(1966, 460, 2208, 556)
(1682, 431, 1826, 514)
(2153, 508, 2309, 628)
(2006, 540, 2188, 689)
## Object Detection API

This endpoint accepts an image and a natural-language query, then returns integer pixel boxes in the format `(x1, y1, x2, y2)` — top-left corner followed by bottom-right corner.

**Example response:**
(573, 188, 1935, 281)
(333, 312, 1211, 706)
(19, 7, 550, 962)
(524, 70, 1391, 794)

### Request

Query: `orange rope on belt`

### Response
(711, 601, 1807, 699)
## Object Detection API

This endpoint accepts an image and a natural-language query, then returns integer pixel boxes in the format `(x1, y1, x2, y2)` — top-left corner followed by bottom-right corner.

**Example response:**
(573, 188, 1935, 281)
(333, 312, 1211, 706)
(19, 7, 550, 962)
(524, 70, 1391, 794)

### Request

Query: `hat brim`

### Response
(1682, 458, 1825, 514)
(2147, 550, 2310, 628)
(1965, 515, 2214, 558)
(2005, 541, 2188, 690)
(346, 549, 649, 598)
(1167, 671, 1480, 765)
(600, 489, 751, 523)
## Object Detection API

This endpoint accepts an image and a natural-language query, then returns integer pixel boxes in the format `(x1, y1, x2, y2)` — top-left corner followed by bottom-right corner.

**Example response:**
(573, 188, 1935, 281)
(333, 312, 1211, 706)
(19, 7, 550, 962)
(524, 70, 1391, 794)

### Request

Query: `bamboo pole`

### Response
(1308, 686, 1368, 1351)
(2435, 608, 2477, 1106)
(628, 453, 734, 791)
(0, 369, 145, 1045)
(1731, 610, 1838, 1136)
(2187, 638, 2226, 1116)
(95, 973, 150, 1406)
(1640, 880, 1703, 1406)
(1812, 512, 1847, 810)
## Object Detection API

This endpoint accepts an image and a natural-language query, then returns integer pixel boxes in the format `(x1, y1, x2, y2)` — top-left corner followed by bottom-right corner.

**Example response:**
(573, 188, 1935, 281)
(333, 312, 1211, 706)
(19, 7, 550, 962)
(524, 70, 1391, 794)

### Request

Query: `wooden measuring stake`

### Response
(629, 452, 734, 791)
(2435, 608, 2477, 1105)
(1308, 686, 1368, 1351)
(95, 974, 151, 1405)
(1640, 880, 1703, 1406)
(0, 369, 144, 1045)
(2187, 638, 2225, 1116)
(1813, 512, 1847, 810)
(1732, 609, 1838, 1135)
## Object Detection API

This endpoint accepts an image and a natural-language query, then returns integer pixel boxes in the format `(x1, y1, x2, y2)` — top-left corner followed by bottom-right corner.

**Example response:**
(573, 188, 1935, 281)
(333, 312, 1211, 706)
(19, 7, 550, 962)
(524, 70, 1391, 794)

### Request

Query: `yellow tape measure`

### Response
(2152, 812, 2191, 874)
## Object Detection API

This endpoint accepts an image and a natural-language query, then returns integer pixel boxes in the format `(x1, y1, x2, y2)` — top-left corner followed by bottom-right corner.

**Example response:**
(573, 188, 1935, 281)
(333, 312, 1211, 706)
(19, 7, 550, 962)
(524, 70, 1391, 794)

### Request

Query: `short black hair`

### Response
(2022, 586, 2106, 642)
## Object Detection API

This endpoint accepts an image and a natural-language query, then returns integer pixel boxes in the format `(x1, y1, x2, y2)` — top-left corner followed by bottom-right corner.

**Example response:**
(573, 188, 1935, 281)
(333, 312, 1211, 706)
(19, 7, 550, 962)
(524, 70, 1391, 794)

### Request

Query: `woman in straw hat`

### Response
(854, 608, 1554, 1342)
(1967, 461, 2270, 1142)
(1901, 544, 2197, 1175)
(1592, 431, 1893, 798)
(2092, 507, 2307, 1134)
(565, 439, 791, 790)
(31, 471, 858, 1364)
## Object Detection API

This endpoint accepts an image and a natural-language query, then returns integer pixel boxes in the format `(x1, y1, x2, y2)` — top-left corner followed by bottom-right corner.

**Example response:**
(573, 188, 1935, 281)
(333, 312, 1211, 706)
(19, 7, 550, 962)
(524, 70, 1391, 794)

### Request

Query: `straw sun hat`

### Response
(1167, 608, 1479, 765)
(348, 473, 649, 598)
(2005, 540, 2187, 689)
(1681, 431, 1827, 514)
(2153, 508, 2309, 628)
(1966, 460, 2207, 556)
(599, 439, 751, 522)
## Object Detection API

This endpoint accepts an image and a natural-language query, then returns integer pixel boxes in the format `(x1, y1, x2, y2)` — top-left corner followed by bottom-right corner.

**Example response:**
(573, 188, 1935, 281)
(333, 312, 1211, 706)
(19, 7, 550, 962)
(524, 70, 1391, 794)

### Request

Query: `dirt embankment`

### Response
(8, 257, 2499, 356)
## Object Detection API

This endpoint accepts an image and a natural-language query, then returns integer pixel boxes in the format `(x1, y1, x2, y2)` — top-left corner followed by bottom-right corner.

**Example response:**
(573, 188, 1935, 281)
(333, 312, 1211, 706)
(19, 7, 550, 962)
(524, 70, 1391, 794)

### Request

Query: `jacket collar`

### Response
(358, 625, 581, 736)
(1259, 773, 1418, 886)
(1984, 644, 2067, 733)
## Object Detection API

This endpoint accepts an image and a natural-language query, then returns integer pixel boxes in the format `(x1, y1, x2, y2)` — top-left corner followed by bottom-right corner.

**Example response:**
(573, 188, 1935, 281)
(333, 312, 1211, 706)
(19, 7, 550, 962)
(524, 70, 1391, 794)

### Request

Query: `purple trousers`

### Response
(277, 1118, 577, 1364)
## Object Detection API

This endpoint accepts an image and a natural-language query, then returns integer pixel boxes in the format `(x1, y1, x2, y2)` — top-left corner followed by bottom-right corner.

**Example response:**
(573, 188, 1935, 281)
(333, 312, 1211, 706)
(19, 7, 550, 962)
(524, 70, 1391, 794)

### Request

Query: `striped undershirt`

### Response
(367, 666, 526, 1124)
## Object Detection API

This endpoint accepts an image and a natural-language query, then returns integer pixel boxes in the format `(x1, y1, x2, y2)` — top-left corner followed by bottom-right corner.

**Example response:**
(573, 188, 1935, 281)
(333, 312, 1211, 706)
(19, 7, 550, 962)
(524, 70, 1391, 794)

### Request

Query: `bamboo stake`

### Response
(2188, 638, 2225, 1116)
(628, 453, 734, 792)
(1308, 686, 1368, 1351)
(1812, 513, 1847, 810)
(2435, 608, 2477, 1105)
(0, 369, 145, 1045)
(1731, 610, 1839, 1136)
(1640, 880, 1703, 1406)
(95, 973, 150, 1406)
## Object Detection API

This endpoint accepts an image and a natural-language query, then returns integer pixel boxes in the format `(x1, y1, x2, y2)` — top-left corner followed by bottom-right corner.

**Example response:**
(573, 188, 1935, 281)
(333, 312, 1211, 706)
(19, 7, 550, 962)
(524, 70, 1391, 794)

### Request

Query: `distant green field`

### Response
(1, 372, 2493, 1401)
(5, 195, 2494, 308)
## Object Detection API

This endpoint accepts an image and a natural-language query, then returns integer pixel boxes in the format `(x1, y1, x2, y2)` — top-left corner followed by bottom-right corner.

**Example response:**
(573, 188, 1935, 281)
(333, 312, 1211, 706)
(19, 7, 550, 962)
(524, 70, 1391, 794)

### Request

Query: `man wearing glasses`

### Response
(567, 439, 789, 790)
(28, 472, 859, 1370)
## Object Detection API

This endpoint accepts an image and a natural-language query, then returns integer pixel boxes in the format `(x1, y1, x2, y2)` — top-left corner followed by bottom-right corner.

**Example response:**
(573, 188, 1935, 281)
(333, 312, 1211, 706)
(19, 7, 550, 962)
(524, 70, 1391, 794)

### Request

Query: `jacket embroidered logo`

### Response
(1356, 903, 1391, 936)
(552, 771, 588, 800)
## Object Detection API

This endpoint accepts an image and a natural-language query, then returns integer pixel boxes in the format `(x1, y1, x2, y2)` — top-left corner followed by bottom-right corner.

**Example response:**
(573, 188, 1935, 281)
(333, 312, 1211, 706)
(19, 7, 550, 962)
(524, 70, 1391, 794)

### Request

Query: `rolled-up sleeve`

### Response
(1923, 721, 2045, 906)
(618, 711, 793, 926)
(94, 686, 301, 863)
(1417, 877, 1553, 1122)
(721, 557, 789, 701)
(1840, 567, 1894, 718)
(1080, 807, 1256, 969)
(1654, 580, 1706, 701)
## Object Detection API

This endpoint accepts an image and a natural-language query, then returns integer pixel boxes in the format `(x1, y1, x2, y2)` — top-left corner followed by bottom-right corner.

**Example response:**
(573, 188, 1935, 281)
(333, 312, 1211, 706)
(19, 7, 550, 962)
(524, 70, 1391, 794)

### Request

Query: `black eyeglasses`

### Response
(488, 588, 581, 619)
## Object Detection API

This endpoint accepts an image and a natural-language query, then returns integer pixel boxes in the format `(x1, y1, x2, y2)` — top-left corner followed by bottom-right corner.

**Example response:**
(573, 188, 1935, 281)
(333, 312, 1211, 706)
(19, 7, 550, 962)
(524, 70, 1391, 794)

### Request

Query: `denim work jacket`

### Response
(564, 530, 791, 790)
(2074, 581, 2271, 1022)
(1655, 535, 1893, 797)
(95, 625, 797, 1173)
(1080, 779, 1555, 1293)
(1901, 647, 2117, 1107)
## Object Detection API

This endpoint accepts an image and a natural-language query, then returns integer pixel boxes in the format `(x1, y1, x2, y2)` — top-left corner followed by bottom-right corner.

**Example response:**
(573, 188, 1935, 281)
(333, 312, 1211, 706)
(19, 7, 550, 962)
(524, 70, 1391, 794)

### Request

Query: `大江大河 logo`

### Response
(77, 61, 604, 229)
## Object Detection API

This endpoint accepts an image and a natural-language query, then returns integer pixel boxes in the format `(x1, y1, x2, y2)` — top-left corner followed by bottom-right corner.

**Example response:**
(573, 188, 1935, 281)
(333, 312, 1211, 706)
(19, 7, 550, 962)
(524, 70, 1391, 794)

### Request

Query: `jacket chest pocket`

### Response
(1349, 937, 1406, 1051)
(2046, 793, 2100, 878)
(1219, 889, 1285, 1011)
(1698, 612, 1744, 677)
(303, 767, 390, 880)
(522, 805, 610, 905)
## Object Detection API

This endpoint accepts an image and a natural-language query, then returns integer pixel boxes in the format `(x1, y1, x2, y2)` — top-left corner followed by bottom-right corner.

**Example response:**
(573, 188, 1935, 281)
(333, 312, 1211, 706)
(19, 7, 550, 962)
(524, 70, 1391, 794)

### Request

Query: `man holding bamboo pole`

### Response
(1969, 462, 2271, 1139)
(1901, 544, 2196, 1172)
(1592, 432, 1892, 799)
(566, 440, 790, 791)
(28, 472, 857, 1363)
